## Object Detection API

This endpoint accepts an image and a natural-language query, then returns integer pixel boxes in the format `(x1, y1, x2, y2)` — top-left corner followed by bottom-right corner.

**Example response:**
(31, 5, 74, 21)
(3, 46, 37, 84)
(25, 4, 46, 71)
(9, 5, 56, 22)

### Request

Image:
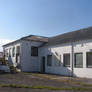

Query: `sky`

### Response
(0, 0, 92, 51)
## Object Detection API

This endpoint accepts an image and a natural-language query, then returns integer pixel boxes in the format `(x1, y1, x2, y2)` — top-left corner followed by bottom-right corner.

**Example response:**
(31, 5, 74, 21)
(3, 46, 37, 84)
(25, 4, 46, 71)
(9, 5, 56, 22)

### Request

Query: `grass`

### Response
(31, 73, 92, 87)
(0, 84, 92, 91)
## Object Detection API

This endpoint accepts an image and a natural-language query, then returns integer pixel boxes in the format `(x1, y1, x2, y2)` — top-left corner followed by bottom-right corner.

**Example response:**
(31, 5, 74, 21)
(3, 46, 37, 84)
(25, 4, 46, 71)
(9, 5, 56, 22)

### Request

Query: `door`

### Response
(42, 56, 45, 73)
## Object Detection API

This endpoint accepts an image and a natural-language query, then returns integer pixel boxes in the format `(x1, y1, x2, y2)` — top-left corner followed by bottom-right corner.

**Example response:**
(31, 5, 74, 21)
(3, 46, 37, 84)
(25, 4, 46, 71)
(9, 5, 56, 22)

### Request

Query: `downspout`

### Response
(71, 42, 74, 77)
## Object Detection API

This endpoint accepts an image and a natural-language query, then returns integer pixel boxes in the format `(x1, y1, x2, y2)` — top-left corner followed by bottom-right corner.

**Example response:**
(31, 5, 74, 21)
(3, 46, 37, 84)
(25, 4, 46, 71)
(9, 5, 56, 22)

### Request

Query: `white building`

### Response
(3, 27, 92, 78)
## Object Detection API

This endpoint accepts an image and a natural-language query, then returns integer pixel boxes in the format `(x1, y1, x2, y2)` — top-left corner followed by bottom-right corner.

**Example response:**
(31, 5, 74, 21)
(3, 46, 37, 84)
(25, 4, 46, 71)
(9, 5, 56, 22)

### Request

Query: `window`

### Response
(47, 55, 52, 66)
(87, 52, 92, 68)
(12, 47, 15, 57)
(31, 46, 38, 56)
(9, 48, 11, 56)
(63, 54, 70, 67)
(75, 53, 83, 68)
(16, 46, 20, 55)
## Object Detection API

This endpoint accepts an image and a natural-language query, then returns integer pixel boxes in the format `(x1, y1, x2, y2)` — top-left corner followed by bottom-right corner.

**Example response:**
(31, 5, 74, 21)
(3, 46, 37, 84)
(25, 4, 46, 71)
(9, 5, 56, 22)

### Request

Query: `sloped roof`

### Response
(47, 27, 92, 46)
(3, 35, 48, 47)
(21, 35, 48, 42)
(3, 27, 92, 47)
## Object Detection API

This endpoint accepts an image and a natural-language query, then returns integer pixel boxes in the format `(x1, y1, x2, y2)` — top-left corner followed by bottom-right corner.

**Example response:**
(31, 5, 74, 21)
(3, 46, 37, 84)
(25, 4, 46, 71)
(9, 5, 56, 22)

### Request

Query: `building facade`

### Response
(3, 27, 92, 78)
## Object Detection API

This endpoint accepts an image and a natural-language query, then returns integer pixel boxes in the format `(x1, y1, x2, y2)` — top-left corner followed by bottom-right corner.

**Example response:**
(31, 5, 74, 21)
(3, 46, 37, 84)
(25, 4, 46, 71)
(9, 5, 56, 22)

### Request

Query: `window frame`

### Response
(31, 46, 38, 56)
(74, 53, 83, 68)
(63, 53, 70, 67)
(86, 52, 92, 68)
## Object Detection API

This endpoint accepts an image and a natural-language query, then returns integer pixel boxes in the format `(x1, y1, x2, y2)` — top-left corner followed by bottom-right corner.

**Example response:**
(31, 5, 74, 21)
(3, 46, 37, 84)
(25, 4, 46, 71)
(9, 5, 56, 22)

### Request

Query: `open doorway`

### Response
(41, 56, 45, 73)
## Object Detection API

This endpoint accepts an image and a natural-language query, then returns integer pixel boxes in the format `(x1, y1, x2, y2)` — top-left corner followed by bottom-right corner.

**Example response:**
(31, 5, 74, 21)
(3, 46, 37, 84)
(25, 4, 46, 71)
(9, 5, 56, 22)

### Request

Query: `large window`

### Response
(47, 55, 52, 66)
(63, 54, 70, 67)
(75, 53, 83, 68)
(87, 52, 92, 68)
(12, 47, 15, 57)
(31, 46, 38, 56)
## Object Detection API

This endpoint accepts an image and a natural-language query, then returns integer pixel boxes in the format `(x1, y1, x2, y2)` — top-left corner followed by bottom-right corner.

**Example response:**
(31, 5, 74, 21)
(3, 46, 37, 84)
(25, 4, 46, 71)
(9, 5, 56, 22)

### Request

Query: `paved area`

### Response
(0, 72, 92, 92)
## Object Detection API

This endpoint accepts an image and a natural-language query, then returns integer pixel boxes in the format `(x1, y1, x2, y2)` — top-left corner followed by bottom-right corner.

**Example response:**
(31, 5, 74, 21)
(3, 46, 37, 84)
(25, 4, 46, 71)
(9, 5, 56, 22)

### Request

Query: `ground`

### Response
(0, 72, 92, 92)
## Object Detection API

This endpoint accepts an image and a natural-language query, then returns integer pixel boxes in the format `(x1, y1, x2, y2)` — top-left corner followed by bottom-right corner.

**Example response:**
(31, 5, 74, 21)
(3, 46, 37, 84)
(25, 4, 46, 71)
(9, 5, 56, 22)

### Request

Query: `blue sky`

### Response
(0, 0, 92, 50)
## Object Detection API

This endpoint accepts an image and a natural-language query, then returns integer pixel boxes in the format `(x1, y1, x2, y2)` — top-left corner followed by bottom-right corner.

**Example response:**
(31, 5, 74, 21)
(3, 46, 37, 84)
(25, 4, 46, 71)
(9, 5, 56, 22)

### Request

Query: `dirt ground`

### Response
(0, 72, 92, 92)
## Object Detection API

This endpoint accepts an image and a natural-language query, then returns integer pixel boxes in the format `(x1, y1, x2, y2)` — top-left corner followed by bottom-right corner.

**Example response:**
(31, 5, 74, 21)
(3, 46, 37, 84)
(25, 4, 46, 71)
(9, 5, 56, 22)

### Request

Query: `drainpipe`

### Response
(71, 42, 74, 77)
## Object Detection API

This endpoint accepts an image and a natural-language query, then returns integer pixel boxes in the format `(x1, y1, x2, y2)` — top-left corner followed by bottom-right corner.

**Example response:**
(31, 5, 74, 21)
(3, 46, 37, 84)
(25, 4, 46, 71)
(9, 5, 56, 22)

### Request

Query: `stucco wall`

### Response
(73, 39, 92, 78)
(39, 39, 92, 78)
(39, 43, 72, 76)
(21, 40, 43, 72)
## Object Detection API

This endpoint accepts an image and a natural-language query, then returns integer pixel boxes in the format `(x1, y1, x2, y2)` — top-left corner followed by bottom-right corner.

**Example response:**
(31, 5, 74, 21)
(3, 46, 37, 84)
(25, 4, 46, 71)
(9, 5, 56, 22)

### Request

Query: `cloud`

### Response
(0, 39, 13, 51)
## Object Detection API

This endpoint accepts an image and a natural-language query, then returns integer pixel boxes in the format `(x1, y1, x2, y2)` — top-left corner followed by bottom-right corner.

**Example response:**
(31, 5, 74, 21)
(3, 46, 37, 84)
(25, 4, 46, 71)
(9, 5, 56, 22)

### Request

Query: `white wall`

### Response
(40, 39, 92, 78)
(39, 43, 72, 76)
(73, 39, 92, 78)
(21, 40, 44, 72)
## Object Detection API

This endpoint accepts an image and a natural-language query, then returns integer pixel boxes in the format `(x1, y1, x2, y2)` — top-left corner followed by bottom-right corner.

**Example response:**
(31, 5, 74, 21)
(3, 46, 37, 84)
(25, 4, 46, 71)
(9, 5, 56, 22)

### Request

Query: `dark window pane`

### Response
(12, 47, 15, 57)
(16, 46, 20, 56)
(9, 48, 11, 57)
(47, 55, 52, 66)
(75, 53, 83, 68)
(63, 54, 70, 67)
(87, 52, 92, 68)
(31, 46, 38, 56)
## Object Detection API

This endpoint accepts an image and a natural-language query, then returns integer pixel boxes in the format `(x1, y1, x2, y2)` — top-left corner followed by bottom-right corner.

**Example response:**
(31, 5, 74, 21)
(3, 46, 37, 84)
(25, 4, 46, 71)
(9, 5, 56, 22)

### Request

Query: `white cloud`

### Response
(0, 39, 13, 51)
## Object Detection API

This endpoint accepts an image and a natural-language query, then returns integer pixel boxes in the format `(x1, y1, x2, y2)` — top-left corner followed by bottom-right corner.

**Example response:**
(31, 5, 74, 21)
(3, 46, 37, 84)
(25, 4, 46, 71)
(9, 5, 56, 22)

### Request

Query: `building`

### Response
(0, 52, 3, 58)
(3, 27, 92, 78)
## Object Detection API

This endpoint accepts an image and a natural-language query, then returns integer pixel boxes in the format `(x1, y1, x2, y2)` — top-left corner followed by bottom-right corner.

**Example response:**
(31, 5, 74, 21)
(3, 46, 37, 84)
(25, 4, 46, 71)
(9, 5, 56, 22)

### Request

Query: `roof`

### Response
(3, 26, 92, 47)
(21, 35, 48, 42)
(3, 35, 48, 47)
(47, 27, 92, 46)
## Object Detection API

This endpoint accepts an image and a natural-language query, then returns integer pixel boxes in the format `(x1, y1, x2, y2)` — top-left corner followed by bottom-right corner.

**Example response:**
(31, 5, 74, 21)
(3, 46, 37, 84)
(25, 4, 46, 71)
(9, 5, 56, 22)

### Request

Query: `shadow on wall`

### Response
(42, 51, 77, 77)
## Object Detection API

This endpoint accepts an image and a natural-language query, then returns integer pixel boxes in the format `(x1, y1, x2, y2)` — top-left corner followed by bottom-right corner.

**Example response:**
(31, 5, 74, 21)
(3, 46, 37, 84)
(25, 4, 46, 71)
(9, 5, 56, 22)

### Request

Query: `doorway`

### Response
(42, 56, 45, 73)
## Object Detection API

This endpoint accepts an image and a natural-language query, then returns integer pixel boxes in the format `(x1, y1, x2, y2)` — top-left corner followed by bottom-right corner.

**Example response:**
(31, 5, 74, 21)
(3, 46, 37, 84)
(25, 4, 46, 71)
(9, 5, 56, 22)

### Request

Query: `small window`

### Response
(75, 53, 83, 68)
(47, 55, 52, 66)
(31, 46, 38, 56)
(63, 54, 70, 67)
(87, 52, 92, 68)
(12, 47, 15, 57)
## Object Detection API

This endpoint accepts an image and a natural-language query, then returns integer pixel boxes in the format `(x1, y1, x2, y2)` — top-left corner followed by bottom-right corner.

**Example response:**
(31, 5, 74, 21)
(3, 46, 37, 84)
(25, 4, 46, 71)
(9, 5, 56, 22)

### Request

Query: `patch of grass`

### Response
(30, 73, 92, 88)
(0, 84, 92, 91)
(79, 83, 92, 87)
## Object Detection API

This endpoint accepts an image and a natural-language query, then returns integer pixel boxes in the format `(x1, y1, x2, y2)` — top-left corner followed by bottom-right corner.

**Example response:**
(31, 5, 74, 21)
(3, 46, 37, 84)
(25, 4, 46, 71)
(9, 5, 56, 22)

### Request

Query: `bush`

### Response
(9, 65, 16, 74)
